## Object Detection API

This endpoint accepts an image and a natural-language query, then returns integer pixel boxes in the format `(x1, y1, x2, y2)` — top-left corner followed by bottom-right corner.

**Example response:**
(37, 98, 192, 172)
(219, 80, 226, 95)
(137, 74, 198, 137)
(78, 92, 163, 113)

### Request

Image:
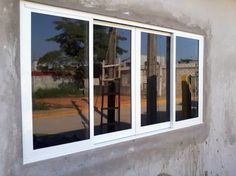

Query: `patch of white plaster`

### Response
(123, 11, 130, 15)
(128, 147, 134, 152)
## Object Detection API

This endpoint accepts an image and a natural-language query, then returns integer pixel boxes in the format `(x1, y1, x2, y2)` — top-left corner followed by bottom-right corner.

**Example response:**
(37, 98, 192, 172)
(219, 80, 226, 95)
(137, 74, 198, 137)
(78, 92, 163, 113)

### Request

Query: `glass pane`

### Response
(31, 12, 89, 149)
(93, 24, 131, 135)
(176, 37, 199, 121)
(141, 32, 170, 126)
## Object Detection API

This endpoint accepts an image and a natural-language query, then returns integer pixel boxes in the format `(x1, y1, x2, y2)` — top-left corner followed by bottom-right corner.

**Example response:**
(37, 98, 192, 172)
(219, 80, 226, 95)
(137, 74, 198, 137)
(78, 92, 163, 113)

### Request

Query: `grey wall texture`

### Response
(1, 0, 236, 175)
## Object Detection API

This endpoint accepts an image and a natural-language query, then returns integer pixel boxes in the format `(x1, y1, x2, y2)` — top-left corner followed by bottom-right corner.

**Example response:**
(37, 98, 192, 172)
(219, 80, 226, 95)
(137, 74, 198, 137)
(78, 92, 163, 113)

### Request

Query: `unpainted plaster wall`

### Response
(1, 0, 236, 175)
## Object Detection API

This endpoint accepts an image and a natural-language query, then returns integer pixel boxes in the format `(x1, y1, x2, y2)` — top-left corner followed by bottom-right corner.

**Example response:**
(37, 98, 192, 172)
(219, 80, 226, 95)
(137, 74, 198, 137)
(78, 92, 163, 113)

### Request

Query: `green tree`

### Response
(93, 25, 128, 77)
(38, 18, 128, 85)
(38, 18, 89, 87)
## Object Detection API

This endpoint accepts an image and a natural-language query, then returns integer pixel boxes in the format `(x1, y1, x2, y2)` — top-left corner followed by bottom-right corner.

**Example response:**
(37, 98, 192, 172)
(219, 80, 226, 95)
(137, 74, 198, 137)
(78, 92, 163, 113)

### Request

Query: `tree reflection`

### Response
(37, 18, 88, 90)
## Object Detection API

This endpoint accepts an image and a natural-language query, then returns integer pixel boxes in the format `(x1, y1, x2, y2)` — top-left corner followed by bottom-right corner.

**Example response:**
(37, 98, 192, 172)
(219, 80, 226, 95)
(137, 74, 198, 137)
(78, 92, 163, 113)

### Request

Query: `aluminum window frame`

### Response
(174, 33, 204, 129)
(20, 1, 204, 164)
(20, 1, 95, 164)
(92, 20, 136, 144)
(135, 28, 172, 134)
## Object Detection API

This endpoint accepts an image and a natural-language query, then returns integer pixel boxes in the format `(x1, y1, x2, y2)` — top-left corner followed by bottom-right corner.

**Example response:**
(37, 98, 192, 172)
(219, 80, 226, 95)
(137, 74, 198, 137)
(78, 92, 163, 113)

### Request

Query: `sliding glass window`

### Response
(93, 24, 132, 135)
(21, 1, 203, 163)
(140, 32, 171, 126)
(31, 12, 89, 149)
(176, 37, 199, 121)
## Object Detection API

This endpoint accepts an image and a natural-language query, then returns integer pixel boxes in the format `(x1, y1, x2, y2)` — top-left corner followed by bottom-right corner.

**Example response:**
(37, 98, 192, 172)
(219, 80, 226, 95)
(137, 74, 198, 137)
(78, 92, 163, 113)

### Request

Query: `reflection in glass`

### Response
(141, 32, 170, 126)
(176, 37, 199, 121)
(31, 13, 89, 149)
(93, 24, 131, 135)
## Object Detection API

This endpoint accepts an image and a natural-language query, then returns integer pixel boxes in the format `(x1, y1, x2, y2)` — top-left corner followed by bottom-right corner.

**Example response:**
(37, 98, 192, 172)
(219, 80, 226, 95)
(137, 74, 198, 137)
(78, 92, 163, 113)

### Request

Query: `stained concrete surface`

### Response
(1, 0, 236, 175)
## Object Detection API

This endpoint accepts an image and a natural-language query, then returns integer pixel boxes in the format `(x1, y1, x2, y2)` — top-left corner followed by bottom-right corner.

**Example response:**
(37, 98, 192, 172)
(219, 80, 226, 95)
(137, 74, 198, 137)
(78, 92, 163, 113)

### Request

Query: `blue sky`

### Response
(176, 36, 199, 61)
(31, 12, 60, 59)
(31, 12, 199, 61)
(141, 32, 169, 58)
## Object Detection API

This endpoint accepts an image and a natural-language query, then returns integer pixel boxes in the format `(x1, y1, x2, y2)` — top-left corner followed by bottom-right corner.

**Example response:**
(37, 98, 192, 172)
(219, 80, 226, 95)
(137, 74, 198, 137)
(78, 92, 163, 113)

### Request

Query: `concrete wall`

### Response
(1, 0, 236, 175)
(32, 76, 73, 91)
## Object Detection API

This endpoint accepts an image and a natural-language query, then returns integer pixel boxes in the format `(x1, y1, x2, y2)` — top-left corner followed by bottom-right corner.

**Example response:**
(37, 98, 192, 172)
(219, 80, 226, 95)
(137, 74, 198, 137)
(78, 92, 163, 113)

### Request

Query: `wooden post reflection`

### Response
(146, 33, 157, 124)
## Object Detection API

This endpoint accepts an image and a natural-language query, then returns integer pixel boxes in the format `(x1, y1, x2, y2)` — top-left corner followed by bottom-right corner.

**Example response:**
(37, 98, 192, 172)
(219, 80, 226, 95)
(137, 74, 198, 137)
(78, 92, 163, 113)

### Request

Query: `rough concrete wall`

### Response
(0, 0, 21, 176)
(1, 0, 236, 175)
(32, 76, 72, 91)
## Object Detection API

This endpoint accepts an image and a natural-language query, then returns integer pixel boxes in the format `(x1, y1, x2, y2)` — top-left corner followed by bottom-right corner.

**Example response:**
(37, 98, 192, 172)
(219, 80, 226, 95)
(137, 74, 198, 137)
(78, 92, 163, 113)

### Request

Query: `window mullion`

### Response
(89, 19, 95, 142)
(131, 27, 137, 133)
(170, 33, 176, 128)
(135, 29, 141, 132)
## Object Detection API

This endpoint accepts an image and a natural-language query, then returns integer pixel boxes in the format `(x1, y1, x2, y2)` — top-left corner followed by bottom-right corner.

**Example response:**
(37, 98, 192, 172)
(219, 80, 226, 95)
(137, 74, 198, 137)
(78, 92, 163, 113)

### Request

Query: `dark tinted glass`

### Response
(140, 32, 171, 126)
(93, 24, 131, 135)
(31, 12, 89, 149)
(176, 37, 199, 121)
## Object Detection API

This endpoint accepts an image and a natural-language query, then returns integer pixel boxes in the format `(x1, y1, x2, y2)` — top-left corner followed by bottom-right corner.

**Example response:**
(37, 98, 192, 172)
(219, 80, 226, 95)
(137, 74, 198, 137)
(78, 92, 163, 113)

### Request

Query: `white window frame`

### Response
(135, 28, 172, 134)
(92, 20, 136, 144)
(20, 1, 204, 164)
(173, 32, 204, 129)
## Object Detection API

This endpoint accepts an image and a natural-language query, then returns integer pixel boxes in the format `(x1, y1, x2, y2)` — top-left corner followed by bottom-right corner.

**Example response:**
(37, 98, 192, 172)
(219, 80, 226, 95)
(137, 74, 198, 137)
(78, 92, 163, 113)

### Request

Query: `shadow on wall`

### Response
(157, 173, 172, 176)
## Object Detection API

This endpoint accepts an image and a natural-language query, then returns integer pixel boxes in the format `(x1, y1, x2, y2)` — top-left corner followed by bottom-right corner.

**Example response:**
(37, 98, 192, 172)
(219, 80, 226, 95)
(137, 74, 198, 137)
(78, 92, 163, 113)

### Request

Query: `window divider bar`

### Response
(135, 29, 141, 132)
(89, 18, 95, 142)
(170, 33, 176, 128)
(131, 27, 137, 132)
